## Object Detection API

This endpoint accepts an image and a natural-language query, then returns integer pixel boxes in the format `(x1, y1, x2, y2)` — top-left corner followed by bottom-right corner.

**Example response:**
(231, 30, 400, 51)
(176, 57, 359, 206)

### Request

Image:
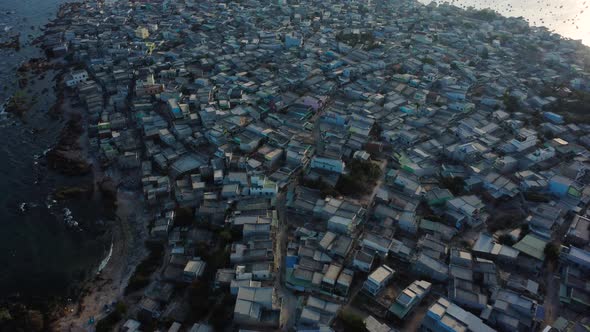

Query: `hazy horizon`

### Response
(420, 0, 590, 46)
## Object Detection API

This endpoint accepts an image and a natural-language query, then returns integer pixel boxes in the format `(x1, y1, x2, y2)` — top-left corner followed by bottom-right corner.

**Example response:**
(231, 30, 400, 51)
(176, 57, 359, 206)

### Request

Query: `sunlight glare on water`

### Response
(419, 0, 590, 45)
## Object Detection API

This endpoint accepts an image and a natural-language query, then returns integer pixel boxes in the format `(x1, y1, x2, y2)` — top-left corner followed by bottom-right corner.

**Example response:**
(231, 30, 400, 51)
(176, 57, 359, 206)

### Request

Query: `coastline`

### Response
(0, 1, 149, 331)
(53, 189, 149, 332)
(39, 3, 152, 328)
(0, 0, 588, 330)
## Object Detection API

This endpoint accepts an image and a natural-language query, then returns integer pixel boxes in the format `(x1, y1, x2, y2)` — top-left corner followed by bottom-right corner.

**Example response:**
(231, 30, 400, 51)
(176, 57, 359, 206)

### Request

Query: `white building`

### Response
(363, 265, 395, 296)
(65, 70, 88, 87)
(510, 129, 538, 152)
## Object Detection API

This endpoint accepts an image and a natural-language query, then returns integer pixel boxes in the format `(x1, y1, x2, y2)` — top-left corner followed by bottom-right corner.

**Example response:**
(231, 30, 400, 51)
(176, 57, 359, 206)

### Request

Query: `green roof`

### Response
(513, 234, 548, 260)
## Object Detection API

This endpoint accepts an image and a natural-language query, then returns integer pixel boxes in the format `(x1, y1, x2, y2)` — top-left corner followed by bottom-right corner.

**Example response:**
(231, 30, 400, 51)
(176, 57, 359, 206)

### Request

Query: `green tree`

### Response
(440, 177, 465, 196)
(339, 311, 367, 332)
(498, 234, 515, 246)
(503, 93, 520, 113)
(544, 243, 560, 262)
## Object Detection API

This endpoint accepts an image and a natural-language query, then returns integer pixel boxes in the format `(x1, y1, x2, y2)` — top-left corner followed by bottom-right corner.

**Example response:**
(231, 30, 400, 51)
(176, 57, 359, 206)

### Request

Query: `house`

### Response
(188, 323, 213, 332)
(389, 280, 432, 319)
(562, 246, 590, 271)
(482, 173, 519, 199)
(548, 175, 576, 197)
(446, 195, 486, 227)
(419, 219, 458, 241)
(387, 170, 423, 197)
(527, 204, 562, 239)
(398, 211, 418, 234)
(122, 319, 141, 332)
(285, 33, 303, 48)
(138, 297, 161, 320)
(365, 316, 396, 332)
(513, 234, 547, 262)
(322, 264, 343, 293)
(65, 70, 89, 87)
(362, 232, 393, 256)
(336, 269, 354, 296)
(363, 265, 395, 296)
(353, 248, 375, 272)
(420, 297, 496, 332)
(233, 286, 279, 327)
(221, 183, 240, 199)
(135, 27, 150, 39)
(311, 156, 346, 174)
(472, 232, 519, 263)
(481, 288, 541, 332)
(425, 188, 454, 207)
(183, 259, 206, 282)
(559, 263, 590, 312)
(328, 215, 356, 235)
(168, 322, 181, 332)
(412, 253, 449, 282)
(449, 275, 488, 311)
(250, 176, 278, 196)
(509, 129, 538, 152)
(298, 296, 341, 329)
(566, 214, 590, 247)
(418, 234, 448, 261)
(389, 238, 413, 262)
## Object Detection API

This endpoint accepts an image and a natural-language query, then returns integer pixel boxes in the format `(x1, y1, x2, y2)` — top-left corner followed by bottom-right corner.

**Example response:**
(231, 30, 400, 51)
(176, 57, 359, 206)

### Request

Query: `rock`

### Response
(47, 149, 91, 175)
(54, 185, 93, 200)
(26, 310, 44, 332)
(98, 177, 118, 200)
(46, 115, 91, 175)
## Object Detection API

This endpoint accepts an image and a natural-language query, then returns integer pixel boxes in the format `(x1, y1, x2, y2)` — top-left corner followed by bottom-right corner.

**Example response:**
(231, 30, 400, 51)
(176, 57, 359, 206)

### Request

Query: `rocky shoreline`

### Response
(0, 2, 141, 331)
(46, 114, 93, 176)
(0, 34, 20, 51)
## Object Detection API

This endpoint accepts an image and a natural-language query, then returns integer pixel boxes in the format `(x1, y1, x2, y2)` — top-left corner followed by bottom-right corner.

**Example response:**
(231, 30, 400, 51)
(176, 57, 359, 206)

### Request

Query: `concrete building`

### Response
(363, 265, 395, 296)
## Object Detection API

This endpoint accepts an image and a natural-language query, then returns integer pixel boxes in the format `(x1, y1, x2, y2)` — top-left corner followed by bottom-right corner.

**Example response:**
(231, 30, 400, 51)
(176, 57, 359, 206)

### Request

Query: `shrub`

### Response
(96, 311, 121, 332)
(124, 243, 164, 295)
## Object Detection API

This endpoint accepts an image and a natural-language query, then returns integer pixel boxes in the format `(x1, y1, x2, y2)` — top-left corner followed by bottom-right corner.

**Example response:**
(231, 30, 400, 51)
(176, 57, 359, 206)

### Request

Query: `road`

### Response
(543, 204, 581, 326)
(275, 187, 299, 330)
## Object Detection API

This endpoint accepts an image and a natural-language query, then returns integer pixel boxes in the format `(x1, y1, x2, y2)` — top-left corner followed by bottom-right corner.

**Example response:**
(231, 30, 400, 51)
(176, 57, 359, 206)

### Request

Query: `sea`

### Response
(0, 0, 588, 301)
(419, 0, 590, 46)
(0, 0, 108, 300)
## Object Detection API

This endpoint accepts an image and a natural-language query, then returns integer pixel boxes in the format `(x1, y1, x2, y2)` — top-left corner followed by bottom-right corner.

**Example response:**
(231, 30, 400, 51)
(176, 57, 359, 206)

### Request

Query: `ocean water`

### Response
(420, 0, 590, 45)
(0, 0, 65, 102)
(0, 0, 107, 299)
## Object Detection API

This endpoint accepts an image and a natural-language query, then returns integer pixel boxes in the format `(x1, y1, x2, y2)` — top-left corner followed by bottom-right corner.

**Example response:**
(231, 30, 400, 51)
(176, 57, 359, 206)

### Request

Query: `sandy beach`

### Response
(53, 188, 149, 332)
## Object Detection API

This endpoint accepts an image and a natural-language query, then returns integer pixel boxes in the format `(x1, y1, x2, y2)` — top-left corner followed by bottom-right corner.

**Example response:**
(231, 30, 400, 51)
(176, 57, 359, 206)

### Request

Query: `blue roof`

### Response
(535, 305, 545, 320)
(286, 255, 298, 269)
